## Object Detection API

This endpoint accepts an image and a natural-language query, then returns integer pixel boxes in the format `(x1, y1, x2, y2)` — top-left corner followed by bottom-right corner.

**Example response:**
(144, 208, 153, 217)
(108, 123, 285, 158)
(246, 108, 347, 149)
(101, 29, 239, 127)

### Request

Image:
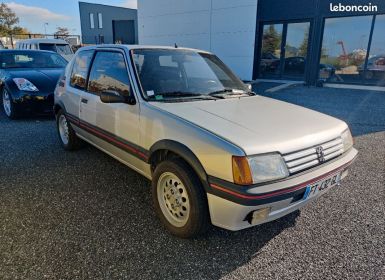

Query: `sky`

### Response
(4, 0, 138, 35)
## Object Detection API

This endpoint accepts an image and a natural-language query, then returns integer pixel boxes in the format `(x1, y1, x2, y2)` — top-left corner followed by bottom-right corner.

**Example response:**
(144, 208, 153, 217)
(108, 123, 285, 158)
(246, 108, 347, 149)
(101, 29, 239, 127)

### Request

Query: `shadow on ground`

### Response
(254, 84, 385, 136)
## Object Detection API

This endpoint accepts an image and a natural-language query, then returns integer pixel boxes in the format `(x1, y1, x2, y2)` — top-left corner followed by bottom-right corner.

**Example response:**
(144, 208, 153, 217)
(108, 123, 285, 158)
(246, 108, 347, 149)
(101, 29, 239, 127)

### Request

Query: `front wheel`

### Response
(56, 110, 83, 150)
(2, 88, 18, 119)
(152, 158, 210, 238)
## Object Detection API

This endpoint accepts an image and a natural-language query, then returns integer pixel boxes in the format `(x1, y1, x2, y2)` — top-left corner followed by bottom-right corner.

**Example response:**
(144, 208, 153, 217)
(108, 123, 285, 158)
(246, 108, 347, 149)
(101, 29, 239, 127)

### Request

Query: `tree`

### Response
(261, 25, 281, 56)
(0, 3, 19, 36)
(298, 27, 309, 57)
(54, 27, 70, 38)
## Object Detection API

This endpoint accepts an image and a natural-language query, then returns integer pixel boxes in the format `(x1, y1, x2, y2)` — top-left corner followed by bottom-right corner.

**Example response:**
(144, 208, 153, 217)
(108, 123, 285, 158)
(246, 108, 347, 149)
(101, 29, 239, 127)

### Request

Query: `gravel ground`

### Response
(0, 87, 384, 279)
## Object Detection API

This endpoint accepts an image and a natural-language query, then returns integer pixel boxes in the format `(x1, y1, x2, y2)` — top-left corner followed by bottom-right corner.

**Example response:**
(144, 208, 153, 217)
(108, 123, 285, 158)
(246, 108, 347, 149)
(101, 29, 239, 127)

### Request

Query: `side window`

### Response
(87, 51, 131, 96)
(70, 50, 94, 89)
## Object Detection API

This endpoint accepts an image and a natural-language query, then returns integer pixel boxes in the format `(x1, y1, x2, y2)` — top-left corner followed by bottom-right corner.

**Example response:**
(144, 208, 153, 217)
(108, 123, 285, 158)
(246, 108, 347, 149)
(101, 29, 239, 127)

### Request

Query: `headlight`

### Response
(13, 78, 38, 91)
(341, 129, 353, 152)
(232, 153, 289, 185)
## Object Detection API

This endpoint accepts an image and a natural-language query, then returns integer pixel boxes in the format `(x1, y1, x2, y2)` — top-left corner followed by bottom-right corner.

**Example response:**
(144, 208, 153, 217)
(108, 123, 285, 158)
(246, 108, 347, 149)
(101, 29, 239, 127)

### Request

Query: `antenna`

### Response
(174, 43, 178, 48)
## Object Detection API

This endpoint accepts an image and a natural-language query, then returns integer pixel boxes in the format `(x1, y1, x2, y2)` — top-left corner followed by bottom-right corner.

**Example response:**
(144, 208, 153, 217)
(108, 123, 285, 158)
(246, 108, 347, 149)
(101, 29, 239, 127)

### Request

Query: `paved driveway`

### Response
(255, 84, 385, 136)
(0, 86, 384, 279)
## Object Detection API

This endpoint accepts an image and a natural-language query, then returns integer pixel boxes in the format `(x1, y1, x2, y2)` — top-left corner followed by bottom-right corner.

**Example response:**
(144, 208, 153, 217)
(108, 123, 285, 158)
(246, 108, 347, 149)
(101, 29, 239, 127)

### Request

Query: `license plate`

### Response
(304, 172, 341, 199)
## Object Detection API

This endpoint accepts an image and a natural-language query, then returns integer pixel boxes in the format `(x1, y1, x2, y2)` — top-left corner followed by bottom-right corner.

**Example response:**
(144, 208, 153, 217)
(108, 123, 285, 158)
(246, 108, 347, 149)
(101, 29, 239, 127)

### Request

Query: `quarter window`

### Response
(87, 52, 131, 96)
(70, 50, 94, 89)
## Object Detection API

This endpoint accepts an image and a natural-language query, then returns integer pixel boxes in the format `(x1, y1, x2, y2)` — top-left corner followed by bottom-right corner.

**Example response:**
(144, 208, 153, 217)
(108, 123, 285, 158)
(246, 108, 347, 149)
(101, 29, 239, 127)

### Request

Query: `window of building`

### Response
(87, 52, 131, 96)
(320, 16, 373, 84)
(364, 14, 385, 85)
(98, 13, 103, 29)
(89, 13, 95, 29)
(70, 50, 94, 89)
(259, 24, 283, 78)
(283, 22, 310, 78)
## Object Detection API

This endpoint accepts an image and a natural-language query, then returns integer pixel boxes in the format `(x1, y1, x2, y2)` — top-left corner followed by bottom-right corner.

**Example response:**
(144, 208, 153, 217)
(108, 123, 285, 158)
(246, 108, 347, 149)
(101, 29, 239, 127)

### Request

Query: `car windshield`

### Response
(39, 43, 73, 55)
(0, 51, 67, 69)
(131, 49, 250, 101)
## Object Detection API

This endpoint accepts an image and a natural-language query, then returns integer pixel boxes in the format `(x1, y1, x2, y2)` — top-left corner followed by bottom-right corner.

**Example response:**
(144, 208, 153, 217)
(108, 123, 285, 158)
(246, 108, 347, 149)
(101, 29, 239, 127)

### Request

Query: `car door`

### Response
(79, 50, 142, 165)
(66, 49, 94, 119)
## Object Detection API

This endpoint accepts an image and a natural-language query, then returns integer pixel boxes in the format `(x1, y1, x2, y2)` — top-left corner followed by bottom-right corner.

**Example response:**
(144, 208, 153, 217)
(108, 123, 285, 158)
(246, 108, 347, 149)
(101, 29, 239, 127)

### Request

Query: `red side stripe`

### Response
(66, 114, 148, 160)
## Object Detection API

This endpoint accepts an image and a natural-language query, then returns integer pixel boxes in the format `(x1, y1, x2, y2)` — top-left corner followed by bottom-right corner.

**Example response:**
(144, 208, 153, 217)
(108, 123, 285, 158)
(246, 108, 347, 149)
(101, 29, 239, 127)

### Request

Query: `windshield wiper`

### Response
(148, 91, 218, 101)
(208, 88, 254, 98)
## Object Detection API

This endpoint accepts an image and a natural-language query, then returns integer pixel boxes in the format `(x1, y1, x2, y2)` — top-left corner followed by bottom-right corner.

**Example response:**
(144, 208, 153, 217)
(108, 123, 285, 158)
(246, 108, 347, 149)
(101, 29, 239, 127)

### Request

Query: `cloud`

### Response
(7, 2, 71, 21)
(121, 0, 138, 9)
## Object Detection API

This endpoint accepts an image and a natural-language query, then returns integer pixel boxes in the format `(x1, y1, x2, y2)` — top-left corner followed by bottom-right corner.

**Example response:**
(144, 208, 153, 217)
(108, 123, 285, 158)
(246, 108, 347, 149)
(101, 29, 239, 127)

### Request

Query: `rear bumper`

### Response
(206, 148, 358, 231)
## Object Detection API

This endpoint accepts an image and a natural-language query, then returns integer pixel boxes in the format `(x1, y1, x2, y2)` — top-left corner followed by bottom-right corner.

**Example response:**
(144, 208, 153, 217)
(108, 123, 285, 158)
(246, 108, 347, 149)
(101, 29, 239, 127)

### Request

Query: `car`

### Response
(16, 39, 74, 62)
(358, 55, 385, 80)
(54, 45, 358, 238)
(0, 50, 67, 118)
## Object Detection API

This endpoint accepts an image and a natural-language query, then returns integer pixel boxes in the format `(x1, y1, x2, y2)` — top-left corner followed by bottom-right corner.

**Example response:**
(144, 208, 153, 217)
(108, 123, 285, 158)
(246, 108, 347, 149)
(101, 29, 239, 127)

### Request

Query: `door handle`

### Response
(81, 98, 88, 104)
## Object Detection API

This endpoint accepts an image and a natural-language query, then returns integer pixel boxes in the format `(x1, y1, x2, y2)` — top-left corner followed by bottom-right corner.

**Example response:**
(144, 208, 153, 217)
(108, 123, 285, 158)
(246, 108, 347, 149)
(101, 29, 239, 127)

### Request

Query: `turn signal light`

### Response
(232, 156, 253, 185)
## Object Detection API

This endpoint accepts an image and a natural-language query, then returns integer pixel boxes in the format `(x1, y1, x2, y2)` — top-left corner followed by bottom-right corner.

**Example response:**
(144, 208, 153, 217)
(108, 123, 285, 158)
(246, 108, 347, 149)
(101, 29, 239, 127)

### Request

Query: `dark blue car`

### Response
(0, 50, 67, 119)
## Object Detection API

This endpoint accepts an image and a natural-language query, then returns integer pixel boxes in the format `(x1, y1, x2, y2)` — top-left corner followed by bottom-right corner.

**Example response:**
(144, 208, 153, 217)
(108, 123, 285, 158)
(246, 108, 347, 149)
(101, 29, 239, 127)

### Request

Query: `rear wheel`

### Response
(2, 89, 17, 119)
(56, 109, 83, 150)
(152, 158, 209, 238)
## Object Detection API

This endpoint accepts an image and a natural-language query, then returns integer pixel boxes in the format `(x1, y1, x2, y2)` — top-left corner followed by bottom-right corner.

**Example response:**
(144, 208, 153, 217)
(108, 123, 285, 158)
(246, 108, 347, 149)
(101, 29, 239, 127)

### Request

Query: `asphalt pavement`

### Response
(0, 86, 384, 279)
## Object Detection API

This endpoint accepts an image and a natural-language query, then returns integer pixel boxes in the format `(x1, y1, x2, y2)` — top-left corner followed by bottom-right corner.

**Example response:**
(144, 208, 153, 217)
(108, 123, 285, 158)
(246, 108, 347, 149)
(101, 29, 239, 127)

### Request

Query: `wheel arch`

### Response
(53, 100, 66, 116)
(149, 140, 209, 190)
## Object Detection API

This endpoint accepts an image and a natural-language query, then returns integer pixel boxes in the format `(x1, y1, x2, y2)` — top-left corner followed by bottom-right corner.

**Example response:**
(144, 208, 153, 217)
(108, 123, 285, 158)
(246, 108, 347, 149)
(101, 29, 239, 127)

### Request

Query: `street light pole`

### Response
(44, 23, 48, 38)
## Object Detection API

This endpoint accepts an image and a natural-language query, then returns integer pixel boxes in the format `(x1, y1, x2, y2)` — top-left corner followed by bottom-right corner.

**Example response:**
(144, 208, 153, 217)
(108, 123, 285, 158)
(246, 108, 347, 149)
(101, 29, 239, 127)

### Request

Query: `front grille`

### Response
(283, 137, 343, 174)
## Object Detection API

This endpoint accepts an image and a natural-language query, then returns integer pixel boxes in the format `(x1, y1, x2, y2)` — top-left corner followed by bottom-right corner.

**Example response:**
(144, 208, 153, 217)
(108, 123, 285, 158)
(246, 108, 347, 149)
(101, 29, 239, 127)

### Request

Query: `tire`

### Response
(2, 88, 18, 119)
(56, 109, 83, 150)
(152, 158, 210, 238)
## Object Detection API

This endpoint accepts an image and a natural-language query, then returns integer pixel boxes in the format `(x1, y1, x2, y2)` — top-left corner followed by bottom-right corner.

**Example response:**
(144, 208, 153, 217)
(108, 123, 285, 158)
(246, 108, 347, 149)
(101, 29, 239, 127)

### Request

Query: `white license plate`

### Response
(304, 172, 341, 199)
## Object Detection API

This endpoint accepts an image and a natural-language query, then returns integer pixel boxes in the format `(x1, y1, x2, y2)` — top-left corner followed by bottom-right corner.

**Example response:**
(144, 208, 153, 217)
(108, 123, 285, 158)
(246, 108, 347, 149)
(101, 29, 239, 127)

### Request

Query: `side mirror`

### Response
(100, 90, 136, 105)
(246, 83, 252, 91)
(100, 90, 126, 103)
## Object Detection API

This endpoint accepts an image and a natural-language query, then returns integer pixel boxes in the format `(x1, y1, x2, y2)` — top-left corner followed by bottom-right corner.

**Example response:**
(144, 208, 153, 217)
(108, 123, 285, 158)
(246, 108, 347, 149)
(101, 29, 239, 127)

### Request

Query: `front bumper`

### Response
(13, 91, 54, 114)
(206, 148, 358, 231)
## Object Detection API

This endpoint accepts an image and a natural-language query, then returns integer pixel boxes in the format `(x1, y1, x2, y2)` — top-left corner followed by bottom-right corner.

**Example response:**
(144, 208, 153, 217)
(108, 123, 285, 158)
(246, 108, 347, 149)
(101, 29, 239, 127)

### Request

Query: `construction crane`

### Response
(337, 40, 349, 65)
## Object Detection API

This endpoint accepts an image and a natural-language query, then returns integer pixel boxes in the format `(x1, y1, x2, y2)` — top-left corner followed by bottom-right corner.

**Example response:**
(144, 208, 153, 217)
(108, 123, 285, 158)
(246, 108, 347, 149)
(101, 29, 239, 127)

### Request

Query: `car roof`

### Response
(0, 49, 59, 54)
(16, 38, 69, 44)
(78, 44, 212, 54)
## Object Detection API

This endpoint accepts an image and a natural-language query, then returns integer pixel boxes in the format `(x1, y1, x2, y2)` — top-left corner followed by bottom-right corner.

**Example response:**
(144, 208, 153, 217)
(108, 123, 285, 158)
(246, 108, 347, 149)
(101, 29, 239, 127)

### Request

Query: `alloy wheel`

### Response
(2, 90, 11, 117)
(157, 172, 190, 227)
(58, 114, 70, 145)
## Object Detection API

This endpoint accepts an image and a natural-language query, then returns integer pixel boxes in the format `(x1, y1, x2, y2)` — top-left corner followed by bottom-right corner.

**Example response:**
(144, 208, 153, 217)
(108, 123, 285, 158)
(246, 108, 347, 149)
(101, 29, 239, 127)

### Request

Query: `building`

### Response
(79, 2, 138, 45)
(138, 0, 385, 87)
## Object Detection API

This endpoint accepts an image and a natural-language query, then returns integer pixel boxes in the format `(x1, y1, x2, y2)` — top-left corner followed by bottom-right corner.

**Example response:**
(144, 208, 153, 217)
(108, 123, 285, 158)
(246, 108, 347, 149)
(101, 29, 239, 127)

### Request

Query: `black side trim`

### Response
(208, 176, 308, 206)
(66, 113, 150, 161)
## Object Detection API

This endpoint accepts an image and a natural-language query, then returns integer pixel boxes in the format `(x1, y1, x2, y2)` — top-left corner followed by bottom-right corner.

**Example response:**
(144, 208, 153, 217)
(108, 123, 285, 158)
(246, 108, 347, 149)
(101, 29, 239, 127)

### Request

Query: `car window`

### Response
(39, 43, 56, 52)
(0, 51, 67, 69)
(70, 50, 94, 89)
(56, 44, 73, 55)
(87, 51, 131, 96)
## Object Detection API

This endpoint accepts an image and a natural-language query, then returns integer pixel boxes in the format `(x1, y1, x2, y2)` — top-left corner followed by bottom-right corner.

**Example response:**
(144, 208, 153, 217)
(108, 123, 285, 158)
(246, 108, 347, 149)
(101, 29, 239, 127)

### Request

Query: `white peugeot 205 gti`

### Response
(54, 45, 358, 238)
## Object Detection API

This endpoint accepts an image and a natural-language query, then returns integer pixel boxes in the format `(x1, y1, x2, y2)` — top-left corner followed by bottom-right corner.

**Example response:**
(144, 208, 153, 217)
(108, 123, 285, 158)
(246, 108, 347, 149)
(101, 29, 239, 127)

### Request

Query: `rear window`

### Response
(39, 43, 56, 52)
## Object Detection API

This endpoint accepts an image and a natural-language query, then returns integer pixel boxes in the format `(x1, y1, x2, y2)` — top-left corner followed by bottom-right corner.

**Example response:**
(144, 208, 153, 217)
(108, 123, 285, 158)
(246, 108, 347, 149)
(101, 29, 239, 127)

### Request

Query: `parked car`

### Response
(358, 55, 385, 80)
(1, 50, 67, 118)
(16, 39, 74, 61)
(54, 45, 357, 238)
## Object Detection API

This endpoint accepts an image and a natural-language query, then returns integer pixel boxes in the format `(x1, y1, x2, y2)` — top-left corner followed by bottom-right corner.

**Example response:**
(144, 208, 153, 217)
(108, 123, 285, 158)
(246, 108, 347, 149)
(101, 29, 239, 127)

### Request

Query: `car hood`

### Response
(150, 95, 348, 155)
(7, 68, 63, 92)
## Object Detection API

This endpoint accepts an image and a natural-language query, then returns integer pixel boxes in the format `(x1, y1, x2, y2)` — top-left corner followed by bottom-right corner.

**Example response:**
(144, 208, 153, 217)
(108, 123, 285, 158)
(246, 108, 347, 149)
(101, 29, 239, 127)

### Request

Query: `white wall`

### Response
(138, 0, 258, 80)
